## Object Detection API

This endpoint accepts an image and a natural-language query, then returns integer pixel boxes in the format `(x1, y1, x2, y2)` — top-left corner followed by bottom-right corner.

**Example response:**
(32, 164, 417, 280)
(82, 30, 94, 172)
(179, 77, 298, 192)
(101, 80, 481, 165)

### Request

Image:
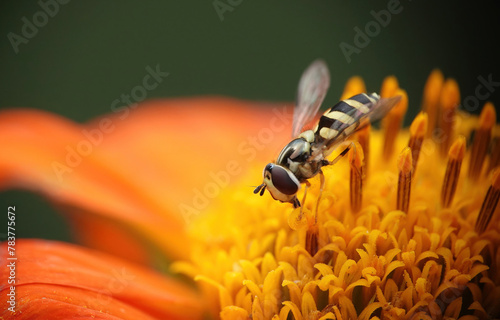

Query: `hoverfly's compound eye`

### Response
(270, 166, 299, 195)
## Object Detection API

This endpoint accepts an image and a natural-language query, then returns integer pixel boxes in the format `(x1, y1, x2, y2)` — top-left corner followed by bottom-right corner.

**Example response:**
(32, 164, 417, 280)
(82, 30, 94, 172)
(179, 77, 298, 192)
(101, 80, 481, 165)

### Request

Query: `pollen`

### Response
(408, 112, 428, 172)
(441, 136, 466, 208)
(438, 78, 460, 156)
(489, 137, 500, 172)
(422, 69, 444, 138)
(172, 72, 500, 320)
(380, 75, 399, 99)
(382, 88, 408, 159)
(396, 147, 413, 213)
(349, 142, 364, 213)
(356, 123, 370, 176)
(341, 76, 367, 100)
(469, 102, 496, 180)
(476, 169, 500, 234)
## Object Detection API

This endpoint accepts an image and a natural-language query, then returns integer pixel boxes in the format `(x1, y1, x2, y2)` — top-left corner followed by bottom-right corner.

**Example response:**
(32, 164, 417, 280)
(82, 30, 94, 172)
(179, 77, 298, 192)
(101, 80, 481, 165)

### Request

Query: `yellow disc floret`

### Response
(172, 72, 500, 320)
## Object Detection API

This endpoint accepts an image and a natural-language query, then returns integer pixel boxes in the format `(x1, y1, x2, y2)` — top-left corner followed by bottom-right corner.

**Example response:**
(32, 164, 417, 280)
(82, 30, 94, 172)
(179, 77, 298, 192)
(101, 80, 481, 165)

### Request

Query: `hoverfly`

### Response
(254, 60, 401, 210)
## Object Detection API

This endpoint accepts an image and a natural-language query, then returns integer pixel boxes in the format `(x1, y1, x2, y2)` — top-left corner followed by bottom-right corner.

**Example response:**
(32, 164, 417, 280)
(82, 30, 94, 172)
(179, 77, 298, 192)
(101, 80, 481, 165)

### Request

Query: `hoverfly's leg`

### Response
(298, 180, 311, 220)
(343, 141, 363, 178)
(328, 141, 362, 177)
(326, 141, 355, 167)
(314, 169, 325, 224)
(292, 197, 301, 208)
(314, 142, 356, 223)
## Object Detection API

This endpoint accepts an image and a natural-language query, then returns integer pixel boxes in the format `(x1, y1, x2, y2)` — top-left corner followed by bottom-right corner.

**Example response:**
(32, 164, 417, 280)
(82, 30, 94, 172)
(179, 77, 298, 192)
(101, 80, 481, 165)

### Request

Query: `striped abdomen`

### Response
(314, 93, 380, 144)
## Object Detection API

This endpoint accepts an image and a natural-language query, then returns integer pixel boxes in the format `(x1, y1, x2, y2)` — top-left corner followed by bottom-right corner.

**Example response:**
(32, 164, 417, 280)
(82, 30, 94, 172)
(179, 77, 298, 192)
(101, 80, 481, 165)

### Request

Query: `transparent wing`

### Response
(292, 59, 330, 137)
(365, 95, 401, 124)
(313, 94, 401, 157)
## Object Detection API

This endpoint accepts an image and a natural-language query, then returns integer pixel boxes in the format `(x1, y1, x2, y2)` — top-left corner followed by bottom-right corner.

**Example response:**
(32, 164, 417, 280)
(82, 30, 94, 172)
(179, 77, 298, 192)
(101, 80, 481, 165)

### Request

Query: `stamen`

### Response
(408, 112, 428, 173)
(488, 137, 500, 173)
(397, 147, 413, 213)
(469, 102, 496, 180)
(441, 136, 466, 208)
(356, 123, 370, 177)
(475, 169, 500, 234)
(340, 76, 366, 100)
(305, 224, 319, 256)
(422, 69, 444, 138)
(383, 89, 408, 159)
(349, 142, 364, 213)
(380, 75, 399, 98)
(438, 79, 460, 157)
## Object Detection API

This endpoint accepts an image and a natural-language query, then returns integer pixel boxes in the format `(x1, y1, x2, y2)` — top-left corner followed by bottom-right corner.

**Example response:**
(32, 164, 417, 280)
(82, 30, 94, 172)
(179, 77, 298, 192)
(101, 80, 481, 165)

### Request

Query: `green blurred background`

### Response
(0, 1, 499, 242)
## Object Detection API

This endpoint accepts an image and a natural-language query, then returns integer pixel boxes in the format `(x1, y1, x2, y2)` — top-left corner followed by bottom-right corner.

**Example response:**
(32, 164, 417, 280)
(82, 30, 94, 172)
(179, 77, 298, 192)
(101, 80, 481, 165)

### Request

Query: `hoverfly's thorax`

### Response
(298, 129, 315, 143)
(276, 137, 311, 169)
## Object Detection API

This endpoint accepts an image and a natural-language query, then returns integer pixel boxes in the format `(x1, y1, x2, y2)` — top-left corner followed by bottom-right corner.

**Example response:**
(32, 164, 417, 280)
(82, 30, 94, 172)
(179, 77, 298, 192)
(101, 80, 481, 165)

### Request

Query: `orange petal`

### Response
(2, 285, 158, 320)
(0, 97, 292, 262)
(0, 239, 204, 319)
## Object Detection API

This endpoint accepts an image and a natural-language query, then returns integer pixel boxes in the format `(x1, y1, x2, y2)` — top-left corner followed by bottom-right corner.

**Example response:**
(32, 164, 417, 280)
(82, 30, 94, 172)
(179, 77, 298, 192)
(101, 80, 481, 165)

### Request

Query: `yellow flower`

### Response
(0, 72, 499, 320)
(174, 71, 500, 320)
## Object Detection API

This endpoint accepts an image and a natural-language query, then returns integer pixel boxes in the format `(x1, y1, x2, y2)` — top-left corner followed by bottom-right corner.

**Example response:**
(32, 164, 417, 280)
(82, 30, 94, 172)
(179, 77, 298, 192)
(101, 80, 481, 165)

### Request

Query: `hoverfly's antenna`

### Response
(253, 184, 266, 196)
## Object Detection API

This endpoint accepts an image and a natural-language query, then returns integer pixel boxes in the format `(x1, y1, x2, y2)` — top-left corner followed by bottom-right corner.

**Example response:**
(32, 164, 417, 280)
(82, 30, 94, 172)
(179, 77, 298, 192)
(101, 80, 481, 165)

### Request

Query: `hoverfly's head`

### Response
(253, 163, 301, 207)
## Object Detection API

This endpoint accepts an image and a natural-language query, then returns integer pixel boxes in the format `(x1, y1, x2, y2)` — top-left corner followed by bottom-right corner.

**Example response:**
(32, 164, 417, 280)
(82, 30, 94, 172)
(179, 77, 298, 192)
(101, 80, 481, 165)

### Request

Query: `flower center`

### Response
(172, 72, 500, 320)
